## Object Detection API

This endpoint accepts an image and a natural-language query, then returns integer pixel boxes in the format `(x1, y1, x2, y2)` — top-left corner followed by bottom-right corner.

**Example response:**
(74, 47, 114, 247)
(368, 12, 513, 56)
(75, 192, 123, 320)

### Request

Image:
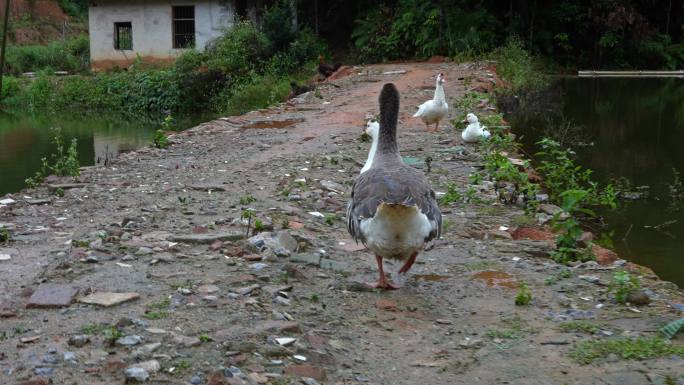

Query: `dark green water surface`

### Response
(0, 112, 210, 197)
(504, 77, 684, 286)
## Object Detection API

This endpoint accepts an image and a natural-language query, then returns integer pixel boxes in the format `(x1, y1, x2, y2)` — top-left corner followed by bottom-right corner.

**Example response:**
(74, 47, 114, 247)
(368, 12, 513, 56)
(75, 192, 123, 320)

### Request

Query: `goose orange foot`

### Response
(366, 255, 400, 290)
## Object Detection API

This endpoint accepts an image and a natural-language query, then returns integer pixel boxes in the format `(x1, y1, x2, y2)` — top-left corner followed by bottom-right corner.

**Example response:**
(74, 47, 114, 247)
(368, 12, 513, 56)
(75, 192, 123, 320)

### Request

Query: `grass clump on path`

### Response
(571, 337, 684, 364)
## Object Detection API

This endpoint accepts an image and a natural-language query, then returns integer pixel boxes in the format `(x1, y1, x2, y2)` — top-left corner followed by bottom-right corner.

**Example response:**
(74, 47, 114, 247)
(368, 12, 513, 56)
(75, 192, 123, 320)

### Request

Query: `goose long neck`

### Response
(376, 84, 401, 160)
(434, 81, 445, 102)
(366, 132, 379, 166)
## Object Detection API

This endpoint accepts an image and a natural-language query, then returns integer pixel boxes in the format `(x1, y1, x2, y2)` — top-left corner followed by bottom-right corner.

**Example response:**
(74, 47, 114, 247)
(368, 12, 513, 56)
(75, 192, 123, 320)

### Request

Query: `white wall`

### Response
(88, 0, 235, 68)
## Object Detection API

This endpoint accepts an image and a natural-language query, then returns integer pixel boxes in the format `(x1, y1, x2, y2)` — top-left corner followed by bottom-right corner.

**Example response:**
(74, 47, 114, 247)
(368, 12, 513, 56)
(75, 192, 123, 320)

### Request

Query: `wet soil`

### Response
(0, 62, 682, 385)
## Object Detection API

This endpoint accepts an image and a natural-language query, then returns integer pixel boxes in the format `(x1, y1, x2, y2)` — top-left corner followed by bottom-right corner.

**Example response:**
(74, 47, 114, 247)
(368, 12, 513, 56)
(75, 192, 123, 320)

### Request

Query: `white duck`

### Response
(461, 113, 491, 143)
(347, 84, 442, 289)
(413, 73, 448, 132)
(361, 120, 379, 174)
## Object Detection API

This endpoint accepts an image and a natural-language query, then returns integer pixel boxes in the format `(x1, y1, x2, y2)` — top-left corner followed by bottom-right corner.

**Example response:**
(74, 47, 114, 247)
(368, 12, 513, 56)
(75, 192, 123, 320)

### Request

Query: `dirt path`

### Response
(1, 62, 683, 385)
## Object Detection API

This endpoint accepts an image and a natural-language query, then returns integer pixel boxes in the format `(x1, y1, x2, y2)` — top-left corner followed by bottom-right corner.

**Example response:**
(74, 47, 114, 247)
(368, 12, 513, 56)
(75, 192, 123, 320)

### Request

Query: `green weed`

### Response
(144, 311, 169, 320)
(515, 282, 532, 306)
(239, 194, 257, 205)
(439, 182, 462, 206)
(558, 321, 603, 334)
(571, 337, 684, 364)
(610, 271, 640, 304)
(0, 228, 8, 243)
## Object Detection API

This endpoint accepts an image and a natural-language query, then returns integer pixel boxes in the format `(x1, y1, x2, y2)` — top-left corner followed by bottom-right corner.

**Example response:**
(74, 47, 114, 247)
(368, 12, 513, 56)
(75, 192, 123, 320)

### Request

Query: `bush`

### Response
(4, 36, 90, 76)
(490, 37, 547, 91)
(351, 0, 499, 63)
(262, 0, 297, 52)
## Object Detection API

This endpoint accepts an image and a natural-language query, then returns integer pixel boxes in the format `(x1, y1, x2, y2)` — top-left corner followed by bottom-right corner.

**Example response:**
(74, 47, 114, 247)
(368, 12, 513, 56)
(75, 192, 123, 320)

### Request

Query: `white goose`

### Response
(461, 113, 491, 143)
(413, 73, 448, 132)
(347, 83, 442, 289)
(361, 120, 379, 174)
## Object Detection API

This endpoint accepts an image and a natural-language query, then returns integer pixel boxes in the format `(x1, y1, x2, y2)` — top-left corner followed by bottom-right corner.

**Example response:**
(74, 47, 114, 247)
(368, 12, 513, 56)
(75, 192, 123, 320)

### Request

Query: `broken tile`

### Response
(78, 292, 140, 307)
(26, 284, 78, 308)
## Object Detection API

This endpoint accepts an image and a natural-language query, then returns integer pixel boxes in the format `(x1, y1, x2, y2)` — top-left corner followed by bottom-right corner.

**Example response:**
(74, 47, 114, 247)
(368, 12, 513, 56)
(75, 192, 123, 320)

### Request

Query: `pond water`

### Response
(0, 112, 211, 197)
(503, 77, 684, 286)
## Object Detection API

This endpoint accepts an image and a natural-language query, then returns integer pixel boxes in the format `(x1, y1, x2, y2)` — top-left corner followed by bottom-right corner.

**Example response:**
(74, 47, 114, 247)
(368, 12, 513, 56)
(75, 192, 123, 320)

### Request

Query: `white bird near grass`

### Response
(413, 73, 448, 132)
(461, 113, 491, 143)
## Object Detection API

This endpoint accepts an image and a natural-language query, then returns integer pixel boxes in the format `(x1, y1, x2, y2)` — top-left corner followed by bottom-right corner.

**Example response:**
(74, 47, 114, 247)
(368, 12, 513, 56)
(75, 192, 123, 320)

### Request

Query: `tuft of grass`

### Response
(239, 194, 257, 205)
(610, 271, 640, 304)
(144, 311, 169, 320)
(515, 282, 532, 306)
(571, 337, 684, 364)
(0, 228, 9, 243)
(199, 334, 213, 343)
(147, 298, 170, 309)
(439, 182, 462, 206)
(324, 214, 337, 226)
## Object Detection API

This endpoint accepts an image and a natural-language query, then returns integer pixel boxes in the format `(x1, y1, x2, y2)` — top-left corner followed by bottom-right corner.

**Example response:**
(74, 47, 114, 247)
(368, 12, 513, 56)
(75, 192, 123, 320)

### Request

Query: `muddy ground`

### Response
(1, 62, 683, 385)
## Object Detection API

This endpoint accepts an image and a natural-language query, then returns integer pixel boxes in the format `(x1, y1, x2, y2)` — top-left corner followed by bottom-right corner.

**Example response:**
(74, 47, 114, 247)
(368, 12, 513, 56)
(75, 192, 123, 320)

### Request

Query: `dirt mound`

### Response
(1, 0, 68, 22)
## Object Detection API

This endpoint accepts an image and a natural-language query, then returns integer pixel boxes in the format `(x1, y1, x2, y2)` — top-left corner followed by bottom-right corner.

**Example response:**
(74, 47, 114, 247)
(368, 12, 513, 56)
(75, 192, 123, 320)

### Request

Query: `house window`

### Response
(172, 6, 195, 48)
(114, 22, 132, 50)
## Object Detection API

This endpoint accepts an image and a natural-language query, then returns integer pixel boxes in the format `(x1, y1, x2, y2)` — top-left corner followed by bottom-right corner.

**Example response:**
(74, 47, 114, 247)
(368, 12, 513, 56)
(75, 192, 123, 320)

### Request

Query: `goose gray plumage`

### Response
(346, 83, 442, 289)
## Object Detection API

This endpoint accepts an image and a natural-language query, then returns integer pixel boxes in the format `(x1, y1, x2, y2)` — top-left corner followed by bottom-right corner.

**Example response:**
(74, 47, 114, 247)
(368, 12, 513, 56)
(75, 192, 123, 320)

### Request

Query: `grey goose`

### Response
(346, 83, 442, 289)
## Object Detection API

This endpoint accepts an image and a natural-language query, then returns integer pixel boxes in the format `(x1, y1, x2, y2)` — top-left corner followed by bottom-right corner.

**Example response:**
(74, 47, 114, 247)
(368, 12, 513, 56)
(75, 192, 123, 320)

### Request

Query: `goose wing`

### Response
(346, 165, 442, 244)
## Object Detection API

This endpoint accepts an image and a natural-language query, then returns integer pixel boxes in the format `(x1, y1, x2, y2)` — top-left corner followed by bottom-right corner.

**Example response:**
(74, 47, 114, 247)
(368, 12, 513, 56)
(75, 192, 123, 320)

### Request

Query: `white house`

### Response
(88, 0, 265, 70)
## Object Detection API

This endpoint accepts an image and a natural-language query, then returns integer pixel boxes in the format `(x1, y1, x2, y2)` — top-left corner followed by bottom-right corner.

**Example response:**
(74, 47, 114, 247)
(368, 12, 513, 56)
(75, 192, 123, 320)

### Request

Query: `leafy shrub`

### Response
(4, 36, 90, 76)
(610, 271, 640, 304)
(535, 138, 617, 208)
(490, 37, 547, 91)
(351, 0, 499, 62)
(515, 283, 532, 305)
(550, 189, 595, 264)
(262, 0, 297, 51)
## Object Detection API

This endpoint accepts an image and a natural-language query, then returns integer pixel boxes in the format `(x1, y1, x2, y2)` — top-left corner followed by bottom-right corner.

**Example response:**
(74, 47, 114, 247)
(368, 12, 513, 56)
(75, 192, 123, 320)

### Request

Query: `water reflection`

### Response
(0, 112, 158, 196)
(503, 77, 684, 286)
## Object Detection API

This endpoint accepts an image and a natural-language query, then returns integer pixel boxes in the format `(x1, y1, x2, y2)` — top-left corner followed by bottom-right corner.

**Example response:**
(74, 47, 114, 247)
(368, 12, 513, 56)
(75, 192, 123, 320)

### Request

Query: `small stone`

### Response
(284, 364, 326, 381)
(132, 342, 162, 358)
(247, 372, 269, 384)
(169, 232, 243, 244)
(136, 247, 153, 255)
(26, 284, 78, 308)
(375, 299, 397, 311)
(254, 320, 301, 334)
(579, 275, 601, 284)
(248, 231, 298, 257)
(275, 337, 296, 346)
(78, 292, 140, 307)
(198, 285, 219, 294)
(34, 367, 53, 376)
(174, 334, 201, 348)
(68, 334, 90, 347)
(116, 335, 143, 346)
(302, 378, 321, 385)
(63, 351, 78, 363)
(290, 253, 321, 266)
(459, 337, 484, 348)
(592, 244, 619, 265)
(627, 290, 651, 306)
(189, 375, 202, 385)
(125, 367, 150, 382)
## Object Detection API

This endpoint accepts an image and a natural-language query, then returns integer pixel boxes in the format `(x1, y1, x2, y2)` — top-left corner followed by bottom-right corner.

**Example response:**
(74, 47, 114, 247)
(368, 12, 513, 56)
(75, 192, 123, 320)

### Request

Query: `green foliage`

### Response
(550, 190, 595, 264)
(610, 271, 640, 304)
(262, 0, 297, 51)
(351, 0, 499, 62)
(198, 334, 213, 343)
(324, 214, 337, 226)
(571, 337, 684, 364)
(239, 194, 257, 205)
(660, 318, 684, 340)
(535, 138, 617, 208)
(558, 321, 602, 334)
(3, 22, 323, 118)
(490, 37, 547, 91)
(153, 116, 172, 149)
(253, 219, 264, 233)
(25, 127, 79, 187)
(4, 36, 90, 76)
(469, 171, 483, 185)
(0, 228, 8, 243)
(515, 282, 532, 306)
(144, 311, 168, 320)
(439, 182, 461, 205)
